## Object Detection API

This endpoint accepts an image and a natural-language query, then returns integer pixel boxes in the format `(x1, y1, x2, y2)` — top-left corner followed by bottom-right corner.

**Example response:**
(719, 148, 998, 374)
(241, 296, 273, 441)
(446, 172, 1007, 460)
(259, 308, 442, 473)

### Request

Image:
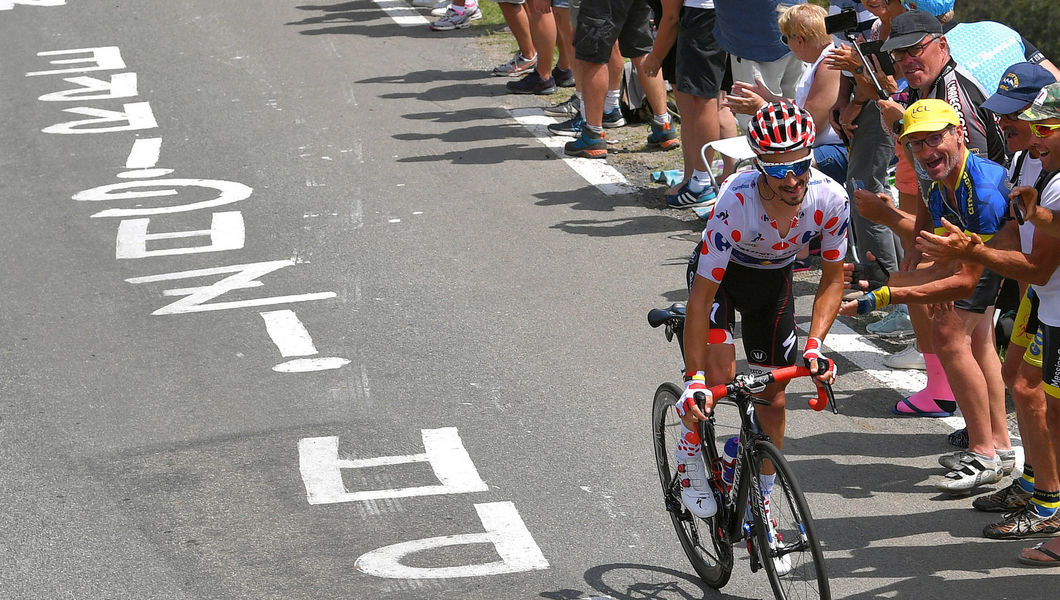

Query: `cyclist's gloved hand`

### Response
(676, 371, 712, 419)
(850, 256, 890, 291)
(855, 286, 891, 315)
(803, 337, 838, 383)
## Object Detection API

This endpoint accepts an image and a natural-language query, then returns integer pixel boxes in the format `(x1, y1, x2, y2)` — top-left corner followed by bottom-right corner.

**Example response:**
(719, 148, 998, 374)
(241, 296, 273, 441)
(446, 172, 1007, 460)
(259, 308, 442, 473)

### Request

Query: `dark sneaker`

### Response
(564, 126, 607, 159)
(551, 66, 575, 87)
(544, 94, 579, 117)
(647, 119, 680, 150)
(547, 112, 584, 137)
(983, 505, 1060, 539)
(602, 107, 627, 128)
(429, 5, 473, 30)
(506, 71, 557, 95)
(974, 480, 1033, 513)
(492, 52, 537, 77)
(935, 452, 1003, 493)
(666, 181, 717, 209)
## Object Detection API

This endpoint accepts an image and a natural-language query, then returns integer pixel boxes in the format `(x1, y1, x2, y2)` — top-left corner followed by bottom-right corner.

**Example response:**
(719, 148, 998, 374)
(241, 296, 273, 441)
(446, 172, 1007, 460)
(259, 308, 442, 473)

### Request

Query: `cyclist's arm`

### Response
(683, 272, 720, 374)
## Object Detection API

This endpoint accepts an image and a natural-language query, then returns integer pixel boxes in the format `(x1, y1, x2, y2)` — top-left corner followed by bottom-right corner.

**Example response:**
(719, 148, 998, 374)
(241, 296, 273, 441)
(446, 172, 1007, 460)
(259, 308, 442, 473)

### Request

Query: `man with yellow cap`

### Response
(841, 98, 1013, 493)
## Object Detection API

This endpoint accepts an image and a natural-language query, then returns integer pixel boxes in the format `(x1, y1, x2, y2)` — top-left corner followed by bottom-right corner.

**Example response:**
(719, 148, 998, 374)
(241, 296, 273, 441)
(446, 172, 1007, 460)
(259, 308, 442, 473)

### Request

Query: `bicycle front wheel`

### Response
(652, 382, 733, 588)
(750, 440, 829, 600)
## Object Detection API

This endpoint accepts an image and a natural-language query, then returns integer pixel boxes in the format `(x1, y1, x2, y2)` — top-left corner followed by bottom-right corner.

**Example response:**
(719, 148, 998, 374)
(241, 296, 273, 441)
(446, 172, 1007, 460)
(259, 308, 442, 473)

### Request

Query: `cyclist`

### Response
(674, 101, 847, 520)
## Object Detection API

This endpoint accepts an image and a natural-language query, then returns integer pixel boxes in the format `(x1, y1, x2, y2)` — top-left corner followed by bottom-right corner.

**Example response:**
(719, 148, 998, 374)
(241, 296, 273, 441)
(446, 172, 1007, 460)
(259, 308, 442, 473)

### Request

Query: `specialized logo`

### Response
(782, 331, 797, 361)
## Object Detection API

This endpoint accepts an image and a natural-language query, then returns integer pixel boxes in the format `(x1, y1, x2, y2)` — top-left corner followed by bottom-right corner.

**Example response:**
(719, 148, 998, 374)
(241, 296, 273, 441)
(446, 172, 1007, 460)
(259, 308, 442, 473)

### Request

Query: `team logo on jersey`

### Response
(750, 349, 767, 364)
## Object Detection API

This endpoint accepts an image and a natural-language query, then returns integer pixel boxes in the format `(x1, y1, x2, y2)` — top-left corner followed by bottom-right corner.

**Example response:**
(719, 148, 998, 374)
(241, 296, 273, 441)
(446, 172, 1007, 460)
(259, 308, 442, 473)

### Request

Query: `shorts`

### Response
(552, 0, 569, 9)
(894, 149, 918, 196)
(1011, 287, 1041, 351)
(686, 255, 798, 369)
(573, 0, 653, 64)
(1032, 323, 1060, 399)
(954, 266, 1004, 314)
(674, 7, 726, 99)
(494, 0, 525, 4)
(569, 0, 580, 27)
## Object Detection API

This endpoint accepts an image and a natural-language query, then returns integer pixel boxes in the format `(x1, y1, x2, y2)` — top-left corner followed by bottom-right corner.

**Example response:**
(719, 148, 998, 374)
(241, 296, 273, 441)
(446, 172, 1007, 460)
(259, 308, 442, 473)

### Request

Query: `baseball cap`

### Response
(1019, 82, 1060, 121)
(899, 0, 954, 16)
(881, 10, 944, 52)
(982, 63, 1057, 115)
(900, 99, 960, 140)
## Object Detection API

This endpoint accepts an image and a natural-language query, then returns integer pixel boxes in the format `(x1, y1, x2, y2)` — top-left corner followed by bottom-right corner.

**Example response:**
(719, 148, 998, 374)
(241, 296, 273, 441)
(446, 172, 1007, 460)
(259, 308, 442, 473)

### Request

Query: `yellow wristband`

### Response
(871, 286, 891, 309)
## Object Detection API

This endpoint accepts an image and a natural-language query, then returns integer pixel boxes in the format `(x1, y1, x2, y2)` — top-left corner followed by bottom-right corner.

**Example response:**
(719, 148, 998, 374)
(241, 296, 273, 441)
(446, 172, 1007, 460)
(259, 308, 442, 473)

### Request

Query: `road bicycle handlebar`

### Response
(694, 365, 837, 414)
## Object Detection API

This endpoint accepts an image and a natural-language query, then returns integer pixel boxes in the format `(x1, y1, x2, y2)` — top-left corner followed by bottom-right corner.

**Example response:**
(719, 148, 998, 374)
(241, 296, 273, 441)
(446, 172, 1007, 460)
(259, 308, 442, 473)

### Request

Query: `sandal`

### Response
(1018, 542, 1060, 567)
(892, 395, 956, 418)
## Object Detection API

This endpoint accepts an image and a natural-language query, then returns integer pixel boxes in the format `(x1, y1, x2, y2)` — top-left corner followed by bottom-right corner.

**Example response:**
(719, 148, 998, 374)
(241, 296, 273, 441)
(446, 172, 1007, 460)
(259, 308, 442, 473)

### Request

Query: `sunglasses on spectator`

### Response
(903, 126, 953, 153)
(755, 156, 813, 179)
(890, 36, 940, 61)
(1029, 123, 1060, 138)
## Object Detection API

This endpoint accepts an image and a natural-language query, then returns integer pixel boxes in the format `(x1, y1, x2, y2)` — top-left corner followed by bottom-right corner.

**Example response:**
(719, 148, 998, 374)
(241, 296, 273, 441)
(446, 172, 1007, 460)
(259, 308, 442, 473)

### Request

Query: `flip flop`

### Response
(1018, 542, 1060, 567)
(892, 396, 956, 418)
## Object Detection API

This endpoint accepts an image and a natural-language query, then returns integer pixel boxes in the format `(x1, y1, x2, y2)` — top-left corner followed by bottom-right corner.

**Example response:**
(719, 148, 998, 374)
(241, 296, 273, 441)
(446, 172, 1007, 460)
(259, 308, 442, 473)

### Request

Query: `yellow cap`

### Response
(900, 99, 960, 141)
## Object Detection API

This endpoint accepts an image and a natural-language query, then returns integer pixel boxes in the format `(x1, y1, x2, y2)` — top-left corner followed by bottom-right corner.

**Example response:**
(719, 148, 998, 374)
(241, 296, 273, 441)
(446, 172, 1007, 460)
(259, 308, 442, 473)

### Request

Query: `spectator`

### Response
(506, 0, 561, 94)
(841, 99, 1013, 492)
(565, 0, 678, 158)
(641, 0, 733, 208)
(428, 0, 482, 31)
(713, 0, 808, 131)
(914, 64, 1060, 544)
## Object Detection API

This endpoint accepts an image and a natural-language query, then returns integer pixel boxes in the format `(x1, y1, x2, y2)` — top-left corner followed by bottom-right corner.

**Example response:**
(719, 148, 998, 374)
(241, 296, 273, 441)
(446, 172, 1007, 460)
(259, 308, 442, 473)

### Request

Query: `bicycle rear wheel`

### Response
(652, 382, 733, 588)
(750, 440, 830, 600)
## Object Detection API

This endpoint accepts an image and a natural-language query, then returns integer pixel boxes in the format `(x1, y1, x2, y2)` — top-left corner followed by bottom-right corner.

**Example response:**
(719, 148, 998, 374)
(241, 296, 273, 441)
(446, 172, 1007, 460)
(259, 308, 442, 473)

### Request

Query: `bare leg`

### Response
(499, 2, 535, 59)
(932, 308, 997, 458)
(553, 7, 573, 72)
(526, 0, 556, 79)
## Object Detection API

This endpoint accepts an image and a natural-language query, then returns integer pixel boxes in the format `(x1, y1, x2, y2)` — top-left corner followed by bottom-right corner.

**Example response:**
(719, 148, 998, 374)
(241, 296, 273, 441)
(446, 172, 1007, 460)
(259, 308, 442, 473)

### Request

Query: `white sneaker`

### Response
(428, 5, 473, 29)
(432, 2, 479, 16)
(936, 452, 1003, 493)
(676, 456, 717, 518)
(882, 342, 925, 370)
(762, 496, 792, 576)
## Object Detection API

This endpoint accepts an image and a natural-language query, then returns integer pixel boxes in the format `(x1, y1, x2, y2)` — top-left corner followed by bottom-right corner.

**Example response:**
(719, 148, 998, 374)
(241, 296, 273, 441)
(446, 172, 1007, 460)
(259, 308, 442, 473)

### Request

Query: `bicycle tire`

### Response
(652, 382, 733, 588)
(749, 440, 830, 600)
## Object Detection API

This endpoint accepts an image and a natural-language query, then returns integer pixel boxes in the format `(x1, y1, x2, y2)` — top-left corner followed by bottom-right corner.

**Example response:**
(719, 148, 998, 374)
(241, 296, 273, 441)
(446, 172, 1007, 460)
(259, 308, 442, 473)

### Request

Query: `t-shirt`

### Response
(794, 43, 844, 146)
(695, 169, 850, 281)
(925, 151, 1009, 240)
(714, 0, 805, 63)
(1007, 150, 1044, 254)
(1032, 172, 1060, 327)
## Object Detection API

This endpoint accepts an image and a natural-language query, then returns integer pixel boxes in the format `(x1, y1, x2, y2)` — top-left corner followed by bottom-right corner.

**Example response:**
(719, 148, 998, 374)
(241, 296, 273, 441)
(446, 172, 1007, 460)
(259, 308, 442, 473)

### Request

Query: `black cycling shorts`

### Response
(573, 0, 653, 64)
(954, 267, 1004, 314)
(687, 250, 798, 369)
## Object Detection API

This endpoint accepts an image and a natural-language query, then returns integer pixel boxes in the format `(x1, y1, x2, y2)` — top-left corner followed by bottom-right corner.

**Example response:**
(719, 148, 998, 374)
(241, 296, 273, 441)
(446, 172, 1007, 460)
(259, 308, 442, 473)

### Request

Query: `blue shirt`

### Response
(926, 151, 1009, 240)
(944, 21, 1027, 93)
(713, 0, 805, 62)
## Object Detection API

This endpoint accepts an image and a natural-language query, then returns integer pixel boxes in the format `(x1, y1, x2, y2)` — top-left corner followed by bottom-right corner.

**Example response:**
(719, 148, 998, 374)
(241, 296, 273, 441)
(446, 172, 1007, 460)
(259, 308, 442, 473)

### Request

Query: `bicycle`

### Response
(648, 303, 836, 599)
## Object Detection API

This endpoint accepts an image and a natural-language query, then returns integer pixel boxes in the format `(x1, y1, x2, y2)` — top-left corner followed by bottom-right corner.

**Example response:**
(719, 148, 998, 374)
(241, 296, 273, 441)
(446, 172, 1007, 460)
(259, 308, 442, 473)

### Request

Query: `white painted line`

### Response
(510, 107, 635, 197)
(273, 357, 351, 373)
(126, 137, 161, 168)
(371, 0, 429, 26)
(261, 309, 318, 357)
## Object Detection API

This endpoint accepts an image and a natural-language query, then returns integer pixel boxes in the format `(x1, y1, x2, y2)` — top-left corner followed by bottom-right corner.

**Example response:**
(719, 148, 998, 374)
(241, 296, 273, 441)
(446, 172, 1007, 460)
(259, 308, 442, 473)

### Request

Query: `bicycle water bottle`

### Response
(721, 436, 738, 491)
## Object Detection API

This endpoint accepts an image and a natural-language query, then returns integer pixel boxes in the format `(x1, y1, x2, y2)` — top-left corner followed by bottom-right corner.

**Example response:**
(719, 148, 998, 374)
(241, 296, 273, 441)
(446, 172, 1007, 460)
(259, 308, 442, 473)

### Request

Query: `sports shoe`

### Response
(429, 5, 475, 30)
(983, 504, 1060, 539)
(676, 456, 717, 518)
(940, 449, 1016, 475)
(548, 112, 584, 137)
(867, 306, 914, 338)
(666, 181, 717, 209)
(492, 52, 537, 77)
(552, 66, 575, 87)
(949, 427, 969, 449)
(432, 3, 481, 16)
(935, 452, 1003, 493)
(973, 479, 1033, 513)
(882, 342, 925, 370)
(647, 119, 680, 150)
(506, 71, 556, 95)
(602, 107, 626, 128)
(564, 126, 607, 159)
(762, 496, 792, 576)
(544, 94, 580, 117)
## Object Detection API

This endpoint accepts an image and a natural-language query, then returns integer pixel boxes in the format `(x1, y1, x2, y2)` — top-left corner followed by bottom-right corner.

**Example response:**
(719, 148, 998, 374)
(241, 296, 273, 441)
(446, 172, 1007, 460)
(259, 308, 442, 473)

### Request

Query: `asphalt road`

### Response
(0, 1, 1054, 599)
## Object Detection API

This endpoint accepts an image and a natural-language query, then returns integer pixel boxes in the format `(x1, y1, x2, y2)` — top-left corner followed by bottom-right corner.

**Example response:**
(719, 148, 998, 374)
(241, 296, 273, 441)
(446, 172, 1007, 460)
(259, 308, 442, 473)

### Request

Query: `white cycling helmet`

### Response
(746, 101, 816, 155)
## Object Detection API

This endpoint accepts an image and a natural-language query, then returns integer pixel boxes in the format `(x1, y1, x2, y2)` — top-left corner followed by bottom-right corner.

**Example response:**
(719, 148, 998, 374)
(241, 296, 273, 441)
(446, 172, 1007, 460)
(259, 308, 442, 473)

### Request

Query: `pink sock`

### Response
(921, 353, 955, 401)
(898, 353, 957, 414)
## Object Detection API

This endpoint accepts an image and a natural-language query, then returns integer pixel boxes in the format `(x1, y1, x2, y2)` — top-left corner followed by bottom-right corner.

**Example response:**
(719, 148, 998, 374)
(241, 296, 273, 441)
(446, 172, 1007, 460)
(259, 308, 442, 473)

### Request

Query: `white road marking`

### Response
(261, 309, 317, 357)
(1, 0, 66, 10)
(273, 357, 351, 373)
(354, 502, 549, 578)
(510, 107, 635, 196)
(371, 0, 429, 26)
(125, 137, 161, 168)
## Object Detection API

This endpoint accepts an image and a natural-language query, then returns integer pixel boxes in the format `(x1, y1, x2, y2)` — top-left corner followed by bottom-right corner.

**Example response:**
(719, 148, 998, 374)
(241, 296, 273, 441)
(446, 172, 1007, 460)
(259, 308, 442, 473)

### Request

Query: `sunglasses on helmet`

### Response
(755, 156, 813, 179)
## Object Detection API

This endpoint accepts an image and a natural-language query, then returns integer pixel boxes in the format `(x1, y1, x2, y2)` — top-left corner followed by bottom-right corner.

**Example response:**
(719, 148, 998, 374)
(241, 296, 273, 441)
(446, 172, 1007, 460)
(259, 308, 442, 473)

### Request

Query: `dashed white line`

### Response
(371, 0, 429, 26)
